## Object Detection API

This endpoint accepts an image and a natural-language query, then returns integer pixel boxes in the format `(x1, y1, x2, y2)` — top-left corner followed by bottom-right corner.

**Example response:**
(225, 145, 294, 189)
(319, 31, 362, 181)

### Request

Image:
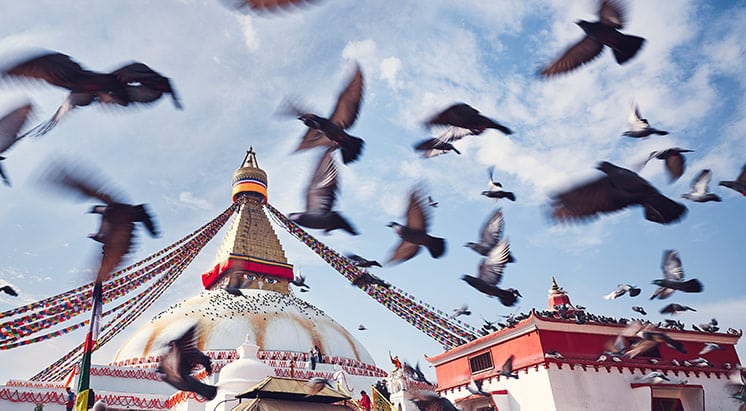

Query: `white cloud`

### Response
(237, 15, 260, 51)
(379, 56, 402, 90)
(178, 192, 214, 210)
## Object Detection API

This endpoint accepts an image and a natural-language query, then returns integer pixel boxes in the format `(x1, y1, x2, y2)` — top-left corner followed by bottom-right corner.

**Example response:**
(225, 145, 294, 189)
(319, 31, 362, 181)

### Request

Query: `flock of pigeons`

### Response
(0, 0, 744, 410)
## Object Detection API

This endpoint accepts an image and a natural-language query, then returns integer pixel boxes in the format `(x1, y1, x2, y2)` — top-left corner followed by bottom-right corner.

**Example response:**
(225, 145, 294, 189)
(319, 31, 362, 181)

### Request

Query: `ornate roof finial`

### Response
(241, 146, 259, 169)
(551, 276, 560, 292)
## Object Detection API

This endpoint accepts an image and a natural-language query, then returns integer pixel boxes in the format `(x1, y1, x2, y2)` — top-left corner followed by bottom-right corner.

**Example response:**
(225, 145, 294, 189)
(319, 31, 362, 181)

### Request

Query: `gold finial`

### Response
(551, 276, 560, 291)
(241, 147, 259, 169)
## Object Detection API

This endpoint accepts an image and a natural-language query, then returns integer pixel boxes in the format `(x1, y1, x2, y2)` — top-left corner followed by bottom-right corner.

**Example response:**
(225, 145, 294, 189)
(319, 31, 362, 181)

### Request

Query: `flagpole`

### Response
(74, 280, 103, 411)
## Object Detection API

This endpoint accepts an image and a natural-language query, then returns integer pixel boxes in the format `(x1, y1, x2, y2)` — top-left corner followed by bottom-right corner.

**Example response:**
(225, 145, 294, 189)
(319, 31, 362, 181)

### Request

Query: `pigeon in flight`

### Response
(604, 283, 641, 300)
(466, 207, 505, 255)
(351, 272, 389, 289)
(0, 279, 18, 296)
(549, 161, 687, 225)
(283, 64, 364, 164)
(156, 325, 217, 400)
(498, 355, 519, 379)
(44, 161, 159, 282)
(288, 149, 357, 235)
(424, 103, 512, 135)
(699, 342, 723, 356)
(631, 306, 647, 315)
(659, 303, 696, 315)
(539, 0, 645, 77)
(413, 126, 474, 158)
(427, 196, 439, 208)
(638, 371, 670, 384)
(449, 304, 471, 319)
(305, 377, 335, 397)
(482, 166, 516, 201)
(345, 253, 382, 268)
(1, 51, 181, 138)
(0, 102, 34, 186)
(221, 0, 319, 14)
(408, 389, 458, 411)
(623, 102, 669, 138)
(291, 270, 309, 289)
(358, 324, 367, 331)
(462, 239, 520, 307)
(640, 148, 693, 183)
(622, 321, 686, 358)
(466, 379, 491, 397)
(682, 169, 721, 203)
(650, 250, 703, 300)
(545, 351, 564, 360)
(719, 163, 746, 196)
(386, 186, 446, 264)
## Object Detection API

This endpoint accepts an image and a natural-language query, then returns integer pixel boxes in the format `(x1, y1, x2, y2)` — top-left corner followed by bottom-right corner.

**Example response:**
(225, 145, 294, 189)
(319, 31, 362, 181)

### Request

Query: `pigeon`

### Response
(659, 303, 696, 315)
(498, 355, 519, 379)
(156, 325, 217, 400)
(539, 0, 645, 77)
(305, 377, 335, 397)
(351, 272, 389, 289)
(427, 196, 439, 208)
(43, 161, 159, 282)
(464, 207, 512, 258)
(462, 239, 520, 307)
(410, 362, 434, 386)
(603, 335, 627, 359)
(545, 351, 564, 360)
(466, 379, 491, 397)
(482, 166, 516, 201)
(623, 102, 669, 138)
(413, 127, 474, 158)
(288, 149, 357, 235)
(549, 161, 687, 225)
(345, 254, 382, 268)
(650, 250, 703, 300)
(92, 400, 107, 411)
(726, 368, 746, 400)
(718, 163, 746, 196)
(0, 102, 34, 186)
(727, 328, 743, 337)
(693, 318, 719, 333)
(291, 270, 309, 289)
(0, 279, 18, 296)
(682, 169, 722, 203)
(408, 389, 458, 411)
(1, 51, 181, 138)
(623, 321, 686, 358)
(604, 283, 641, 300)
(640, 148, 693, 183)
(638, 371, 670, 384)
(449, 304, 471, 319)
(284, 64, 364, 164)
(386, 186, 446, 264)
(358, 324, 367, 331)
(632, 306, 647, 315)
(424, 103, 512, 135)
(222, 0, 319, 14)
(689, 357, 713, 368)
(699, 343, 723, 356)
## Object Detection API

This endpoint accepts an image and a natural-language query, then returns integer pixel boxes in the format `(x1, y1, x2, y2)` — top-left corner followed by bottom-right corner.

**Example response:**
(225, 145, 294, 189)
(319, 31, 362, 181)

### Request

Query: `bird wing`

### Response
(157, 345, 187, 389)
(691, 169, 711, 194)
(550, 176, 634, 222)
(425, 103, 477, 128)
(661, 250, 684, 280)
(227, 0, 317, 13)
(502, 354, 515, 374)
(625, 339, 657, 358)
(305, 149, 338, 214)
(97, 221, 135, 282)
(477, 239, 510, 285)
(540, 36, 604, 77)
(2, 51, 87, 90)
(329, 63, 364, 130)
(627, 102, 648, 130)
(438, 126, 474, 143)
(0, 103, 33, 152)
(736, 163, 746, 184)
(45, 162, 122, 205)
(478, 207, 505, 249)
(664, 152, 686, 181)
(599, 0, 626, 29)
(133, 204, 160, 237)
(387, 240, 420, 264)
(405, 187, 429, 231)
(111, 62, 182, 109)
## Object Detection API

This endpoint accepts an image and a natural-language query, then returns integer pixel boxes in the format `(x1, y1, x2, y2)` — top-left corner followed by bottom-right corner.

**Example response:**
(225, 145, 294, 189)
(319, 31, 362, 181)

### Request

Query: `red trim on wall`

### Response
(201, 256, 294, 288)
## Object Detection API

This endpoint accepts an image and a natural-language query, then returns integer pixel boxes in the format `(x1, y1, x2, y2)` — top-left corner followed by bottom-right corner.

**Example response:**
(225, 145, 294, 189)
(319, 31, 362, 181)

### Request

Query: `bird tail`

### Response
(340, 135, 364, 164)
(190, 380, 218, 401)
(497, 289, 519, 307)
(642, 195, 687, 224)
(679, 278, 704, 293)
(612, 34, 645, 65)
(330, 212, 359, 235)
(425, 235, 446, 258)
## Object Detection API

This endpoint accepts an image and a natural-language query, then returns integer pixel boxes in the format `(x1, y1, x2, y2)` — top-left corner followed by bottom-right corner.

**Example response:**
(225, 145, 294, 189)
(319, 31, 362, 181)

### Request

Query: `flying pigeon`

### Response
(413, 127, 474, 158)
(222, 0, 319, 14)
(408, 389, 458, 411)
(604, 283, 641, 300)
(427, 196, 439, 207)
(283, 64, 364, 164)
(345, 253, 382, 268)
(288, 149, 357, 235)
(464, 207, 515, 263)
(0, 279, 18, 296)
(482, 166, 516, 201)
(719, 163, 746, 196)
(1, 51, 181, 138)
(498, 355, 519, 379)
(640, 148, 693, 183)
(449, 304, 471, 319)
(659, 303, 696, 315)
(650, 250, 703, 300)
(638, 371, 670, 384)
(622, 321, 686, 358)
(466, 379, 491, 397)
(424, 103, 512, 135)
(699, 342, 723, 356)
(545, 351, 564, 360)
(386, 186, 446, 264)
(462, 239, 520, 307)
(623, 102, 669, 138)
(358, 324, 367, 331)
(305, 377, 335, 397)
(0, 102, 34, 186)
(539, 0, 645, 77)
(603, 335, 627, 359)
(549, 161, 687, 225)
(351, 272, 389, 289)
(44, 161, 159, 282)
(291, 270, 309, 289)
(156, 325, 217, 400)
(632, 306, 647, 315)
(682, 169, 722, 203)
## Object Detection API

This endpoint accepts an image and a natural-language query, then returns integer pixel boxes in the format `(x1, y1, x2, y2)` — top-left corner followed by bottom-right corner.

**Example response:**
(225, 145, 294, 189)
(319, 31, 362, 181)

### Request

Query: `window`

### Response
(469, 351, 493, 374)
(652, 398, 683, 411)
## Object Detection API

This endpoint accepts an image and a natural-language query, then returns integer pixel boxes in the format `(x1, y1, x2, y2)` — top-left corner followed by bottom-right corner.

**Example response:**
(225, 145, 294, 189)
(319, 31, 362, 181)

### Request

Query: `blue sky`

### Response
(0, 0, 744, 384)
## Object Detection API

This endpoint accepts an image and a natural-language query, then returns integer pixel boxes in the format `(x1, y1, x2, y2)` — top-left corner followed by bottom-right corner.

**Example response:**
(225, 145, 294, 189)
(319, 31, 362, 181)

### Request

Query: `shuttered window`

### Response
(468, 351, 493, 374)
